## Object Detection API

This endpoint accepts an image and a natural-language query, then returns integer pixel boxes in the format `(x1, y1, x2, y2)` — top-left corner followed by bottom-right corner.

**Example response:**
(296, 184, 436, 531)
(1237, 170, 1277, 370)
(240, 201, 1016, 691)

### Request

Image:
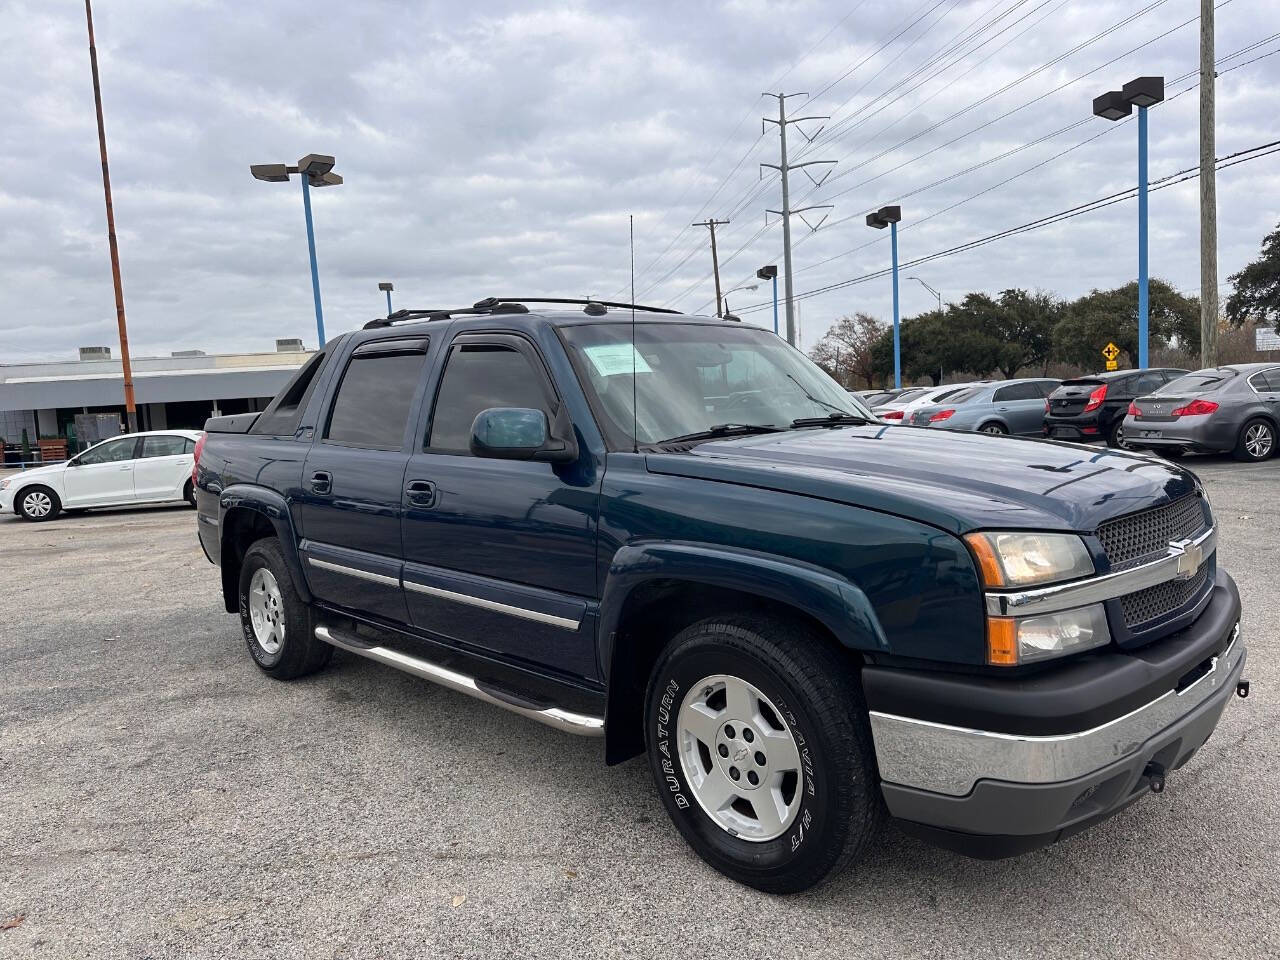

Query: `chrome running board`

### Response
(313, 625, 605, 737)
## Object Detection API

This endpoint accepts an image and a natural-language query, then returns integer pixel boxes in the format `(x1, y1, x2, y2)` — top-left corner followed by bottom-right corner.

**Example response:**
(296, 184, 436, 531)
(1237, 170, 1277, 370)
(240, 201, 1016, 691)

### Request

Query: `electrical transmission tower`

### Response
(762, 92, 835, 346)
(693, 218, 731, 317)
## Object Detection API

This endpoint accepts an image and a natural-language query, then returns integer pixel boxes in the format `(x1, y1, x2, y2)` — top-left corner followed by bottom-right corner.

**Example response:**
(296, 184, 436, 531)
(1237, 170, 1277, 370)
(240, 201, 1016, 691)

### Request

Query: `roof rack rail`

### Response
(364, 296, 682, 329)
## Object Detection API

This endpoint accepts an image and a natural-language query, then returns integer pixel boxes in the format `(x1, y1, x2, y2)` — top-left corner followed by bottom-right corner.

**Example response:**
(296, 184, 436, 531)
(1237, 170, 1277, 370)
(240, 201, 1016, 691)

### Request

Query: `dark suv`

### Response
(194, 299, 1245, 894)
(1044, 368, 1187, 447)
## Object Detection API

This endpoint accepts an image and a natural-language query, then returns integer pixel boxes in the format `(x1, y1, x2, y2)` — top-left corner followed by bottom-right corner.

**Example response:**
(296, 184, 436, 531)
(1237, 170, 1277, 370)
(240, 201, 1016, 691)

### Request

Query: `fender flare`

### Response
(598, 541, 887, 763)
(218, 484, 311, 610)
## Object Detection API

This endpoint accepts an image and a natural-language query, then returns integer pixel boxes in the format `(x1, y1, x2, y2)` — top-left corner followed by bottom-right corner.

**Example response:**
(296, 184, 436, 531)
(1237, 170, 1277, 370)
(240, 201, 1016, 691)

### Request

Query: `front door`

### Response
(134, 434, 193, 501)
(62, 436, 139, 506)
(400, 333, 601, 679)
(295, 337, 431, 625)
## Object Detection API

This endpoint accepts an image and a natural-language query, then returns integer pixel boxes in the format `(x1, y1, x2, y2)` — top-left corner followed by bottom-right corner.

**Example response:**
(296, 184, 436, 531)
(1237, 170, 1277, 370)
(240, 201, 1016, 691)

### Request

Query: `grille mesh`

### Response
(1119, 562, 1210, 627)
(1096, 494, 1207, 570)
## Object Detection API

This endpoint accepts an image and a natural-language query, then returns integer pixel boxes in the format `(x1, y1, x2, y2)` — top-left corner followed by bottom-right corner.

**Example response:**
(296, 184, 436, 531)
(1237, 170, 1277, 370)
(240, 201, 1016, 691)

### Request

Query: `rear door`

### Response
(134, 434, 194, 501)
(296, 337, 431, 625)
(62, 436, 139, 506)
(400, 332, 602, 679)
(992, 381, 1045, 434)
(1252, 367, 1280, 418)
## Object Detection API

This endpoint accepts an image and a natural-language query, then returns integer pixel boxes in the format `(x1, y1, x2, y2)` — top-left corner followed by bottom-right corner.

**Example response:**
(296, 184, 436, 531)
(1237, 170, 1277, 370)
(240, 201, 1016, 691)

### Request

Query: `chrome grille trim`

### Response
(1097, 494, 1207, 570)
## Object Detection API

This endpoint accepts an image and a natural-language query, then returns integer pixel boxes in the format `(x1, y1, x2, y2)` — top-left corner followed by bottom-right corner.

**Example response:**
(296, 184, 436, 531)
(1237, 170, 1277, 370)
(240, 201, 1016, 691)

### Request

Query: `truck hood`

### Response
(645, 425, 1196, 534)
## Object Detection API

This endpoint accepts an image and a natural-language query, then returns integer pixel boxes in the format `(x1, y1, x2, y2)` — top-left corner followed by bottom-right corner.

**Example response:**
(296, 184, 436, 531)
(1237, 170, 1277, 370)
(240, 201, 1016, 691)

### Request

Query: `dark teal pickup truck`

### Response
(195, 298, 1248, 893)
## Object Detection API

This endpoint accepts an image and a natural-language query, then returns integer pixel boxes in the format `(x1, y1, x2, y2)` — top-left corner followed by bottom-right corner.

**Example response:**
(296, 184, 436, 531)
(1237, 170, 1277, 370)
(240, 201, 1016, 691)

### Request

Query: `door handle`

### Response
(119, 464, 132, 470)
(406, 479, 436, 507)
(309, 471, 332, 494)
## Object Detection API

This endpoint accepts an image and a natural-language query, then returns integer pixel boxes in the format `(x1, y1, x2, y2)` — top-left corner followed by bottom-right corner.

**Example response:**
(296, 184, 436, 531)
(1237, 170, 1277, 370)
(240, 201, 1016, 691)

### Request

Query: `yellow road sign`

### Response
(1105, 359, 1118, 371)
(1102, 342, 1120, 362)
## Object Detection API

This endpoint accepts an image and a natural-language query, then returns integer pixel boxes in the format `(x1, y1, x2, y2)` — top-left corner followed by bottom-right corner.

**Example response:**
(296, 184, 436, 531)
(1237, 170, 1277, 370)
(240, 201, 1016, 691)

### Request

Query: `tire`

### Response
(978, 422, 1007, 435)
(238, 539, 332, 680)
(17, 485, 61, 522)
(183, 478, 196, 507)
(644, 615, 883, 894)
(1106, 420, 1128, 449)
(1234, 418, 1276, 462)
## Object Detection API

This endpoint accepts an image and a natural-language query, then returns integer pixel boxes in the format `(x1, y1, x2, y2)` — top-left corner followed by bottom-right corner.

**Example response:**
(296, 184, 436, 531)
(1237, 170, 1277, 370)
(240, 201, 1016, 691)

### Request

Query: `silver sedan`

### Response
(1123, 363, 1280, 462)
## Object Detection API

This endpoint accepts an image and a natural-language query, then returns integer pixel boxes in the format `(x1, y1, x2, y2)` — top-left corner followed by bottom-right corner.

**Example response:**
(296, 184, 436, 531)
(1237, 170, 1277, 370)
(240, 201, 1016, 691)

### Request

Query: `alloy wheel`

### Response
(1245, 423, 1274, 459)
(249, 567, 286, 655)
(677, 674, 804, 842)
(22, 490, 52, 518)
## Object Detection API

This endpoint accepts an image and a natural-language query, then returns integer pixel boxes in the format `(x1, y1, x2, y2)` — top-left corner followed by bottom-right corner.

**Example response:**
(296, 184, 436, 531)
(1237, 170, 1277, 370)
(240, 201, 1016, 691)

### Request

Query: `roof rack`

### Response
(363, 297, 682, 329)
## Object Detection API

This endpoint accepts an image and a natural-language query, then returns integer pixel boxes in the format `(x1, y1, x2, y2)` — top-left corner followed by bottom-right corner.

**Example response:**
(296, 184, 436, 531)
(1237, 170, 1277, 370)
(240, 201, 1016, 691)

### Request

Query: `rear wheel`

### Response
(1106, 420, 1129, 449)
(979, 422, 1007, 435)
(644, 615, 882, 894)
(183, 478, 195, 506)
(17, 486, 61, 522)
(238, 539, 332, 679)
(1235, 418, 1276, 462)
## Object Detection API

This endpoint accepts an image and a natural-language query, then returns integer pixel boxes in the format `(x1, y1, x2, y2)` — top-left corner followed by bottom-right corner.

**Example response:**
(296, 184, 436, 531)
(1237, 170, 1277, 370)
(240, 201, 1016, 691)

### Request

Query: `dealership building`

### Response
(0, 340, 311, 452)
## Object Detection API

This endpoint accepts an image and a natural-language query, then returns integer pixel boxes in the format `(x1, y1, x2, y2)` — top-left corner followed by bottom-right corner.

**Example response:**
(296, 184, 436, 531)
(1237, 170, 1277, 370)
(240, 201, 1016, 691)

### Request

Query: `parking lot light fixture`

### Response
(1094, 77, 1163, 368)
(867, 206, 903, 388)
(249, 154, 343, 346)
(378, 281, 394, 315)
(723, 283, 758, 317)
(757, 265, 779, 336)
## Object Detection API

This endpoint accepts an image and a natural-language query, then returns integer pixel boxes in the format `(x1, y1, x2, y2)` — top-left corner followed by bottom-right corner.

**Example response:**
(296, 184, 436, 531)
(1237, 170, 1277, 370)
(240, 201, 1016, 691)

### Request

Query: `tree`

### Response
(1225, 221, 1280, 327)
(944, 289, 1058, 379)
(1053, 279, 1199, 369)
(809, 313, 887, 388)
(870, 311, 954, 386)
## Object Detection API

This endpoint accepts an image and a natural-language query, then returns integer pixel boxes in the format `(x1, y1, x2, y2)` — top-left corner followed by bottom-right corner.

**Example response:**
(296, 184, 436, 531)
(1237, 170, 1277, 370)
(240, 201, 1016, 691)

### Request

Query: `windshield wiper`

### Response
(790, 412, 872, 428)
(658, 423, 782, 444)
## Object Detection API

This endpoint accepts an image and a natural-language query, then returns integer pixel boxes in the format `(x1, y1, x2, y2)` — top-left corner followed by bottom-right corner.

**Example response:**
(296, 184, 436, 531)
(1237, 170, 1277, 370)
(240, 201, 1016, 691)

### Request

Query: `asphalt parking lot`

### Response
(0, 454, 1276, 959)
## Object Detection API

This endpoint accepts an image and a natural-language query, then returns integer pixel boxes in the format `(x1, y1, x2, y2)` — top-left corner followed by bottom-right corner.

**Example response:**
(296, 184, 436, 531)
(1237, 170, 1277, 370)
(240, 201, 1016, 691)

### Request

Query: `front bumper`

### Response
(867, 575, 1245, 858)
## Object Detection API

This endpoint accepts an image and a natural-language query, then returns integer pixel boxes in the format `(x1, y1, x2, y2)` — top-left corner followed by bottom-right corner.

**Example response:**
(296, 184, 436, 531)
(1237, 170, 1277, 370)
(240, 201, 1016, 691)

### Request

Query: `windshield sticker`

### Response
(583, 343, 652, 377)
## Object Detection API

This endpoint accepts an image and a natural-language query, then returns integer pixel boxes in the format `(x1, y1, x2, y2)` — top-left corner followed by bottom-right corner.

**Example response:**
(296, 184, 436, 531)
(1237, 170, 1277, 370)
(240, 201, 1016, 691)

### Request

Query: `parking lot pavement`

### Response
(0, 456, 1276, 960)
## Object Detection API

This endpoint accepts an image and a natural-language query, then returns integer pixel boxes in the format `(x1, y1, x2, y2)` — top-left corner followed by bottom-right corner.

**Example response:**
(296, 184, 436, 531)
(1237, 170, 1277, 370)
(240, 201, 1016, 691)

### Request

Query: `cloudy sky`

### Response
(2, 0, 1277, 363)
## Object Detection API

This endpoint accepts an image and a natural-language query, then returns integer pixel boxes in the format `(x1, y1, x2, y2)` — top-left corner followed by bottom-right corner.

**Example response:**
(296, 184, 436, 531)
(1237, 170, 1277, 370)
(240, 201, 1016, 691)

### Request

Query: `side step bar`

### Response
(314, 625, 605, 737)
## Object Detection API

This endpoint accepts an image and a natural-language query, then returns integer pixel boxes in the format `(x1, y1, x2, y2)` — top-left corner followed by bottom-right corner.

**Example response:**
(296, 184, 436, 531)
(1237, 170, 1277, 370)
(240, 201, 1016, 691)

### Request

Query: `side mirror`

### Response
(470, 408, 578, 463)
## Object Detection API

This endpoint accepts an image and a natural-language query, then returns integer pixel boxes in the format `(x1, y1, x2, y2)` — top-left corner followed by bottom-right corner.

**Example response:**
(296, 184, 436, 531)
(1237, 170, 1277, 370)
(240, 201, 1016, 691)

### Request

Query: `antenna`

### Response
(630, 214, 638, 453)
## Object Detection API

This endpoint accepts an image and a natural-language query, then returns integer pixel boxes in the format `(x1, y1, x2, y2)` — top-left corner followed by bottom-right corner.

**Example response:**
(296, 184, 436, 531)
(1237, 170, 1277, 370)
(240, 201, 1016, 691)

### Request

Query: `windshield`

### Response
(944, 386, 984, 404)
(561, 322, 869, 446)
(881, 388, 929, 406)
(1157, 369, 1236, 395)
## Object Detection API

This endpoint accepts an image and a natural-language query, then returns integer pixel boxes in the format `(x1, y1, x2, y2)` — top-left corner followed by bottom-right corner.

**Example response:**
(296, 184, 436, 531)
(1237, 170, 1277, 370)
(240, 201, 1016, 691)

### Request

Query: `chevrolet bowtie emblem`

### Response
(1169, 538, 1203, 580)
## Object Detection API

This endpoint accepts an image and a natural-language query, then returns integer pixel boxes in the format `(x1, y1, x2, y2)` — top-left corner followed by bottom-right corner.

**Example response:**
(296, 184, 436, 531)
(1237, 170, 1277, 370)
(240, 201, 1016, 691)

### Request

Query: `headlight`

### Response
(964, 531, 1094, 587)
(987, 604, 1111, 665)
(0, 478, 8, 491)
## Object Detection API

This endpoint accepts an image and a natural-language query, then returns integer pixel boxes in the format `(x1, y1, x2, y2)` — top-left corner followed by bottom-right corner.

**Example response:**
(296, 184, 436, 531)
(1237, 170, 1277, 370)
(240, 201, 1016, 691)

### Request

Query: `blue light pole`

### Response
(1093, 77, 1164, 369)
(757, 265, 779, 336)
(250, 154, 344, 347)
(379, 281, 394, 315)
(867, 205, 903, 387)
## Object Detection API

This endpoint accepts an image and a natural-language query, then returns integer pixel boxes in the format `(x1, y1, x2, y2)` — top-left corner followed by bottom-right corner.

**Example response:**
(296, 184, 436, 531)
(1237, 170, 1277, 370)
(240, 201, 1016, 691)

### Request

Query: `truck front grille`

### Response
(1096, 494, 1207, 570)
(1119, 562, 1210, 627)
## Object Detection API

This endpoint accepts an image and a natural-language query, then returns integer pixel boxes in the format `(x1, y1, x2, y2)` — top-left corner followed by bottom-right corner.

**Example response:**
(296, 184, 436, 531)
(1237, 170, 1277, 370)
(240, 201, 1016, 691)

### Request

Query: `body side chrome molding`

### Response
(403, 578, 580, 631)
(985, 526, 1216, 617)
(870, 623, 1242, 797)
(306, 556, 401, 588)
(314, 626, 603, 736)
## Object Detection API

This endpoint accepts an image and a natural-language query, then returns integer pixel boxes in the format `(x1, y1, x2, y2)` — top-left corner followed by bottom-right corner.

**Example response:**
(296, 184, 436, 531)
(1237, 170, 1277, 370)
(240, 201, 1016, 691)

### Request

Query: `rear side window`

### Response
(252, 350, 329, 436)
(325, 348, 427, 450)
(141, 435, 189, 458)
(993, 382, 1040, 402)
(1250, 368, 1280, 392)
(427, 344, 554, 452)
(1131, 372, 1166, 395)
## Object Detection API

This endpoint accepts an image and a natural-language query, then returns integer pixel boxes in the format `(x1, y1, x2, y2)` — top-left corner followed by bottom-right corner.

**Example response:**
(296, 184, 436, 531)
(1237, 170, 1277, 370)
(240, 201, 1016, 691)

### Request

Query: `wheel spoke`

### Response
(723, 676, 756, 722)
(681, 702, 721, 745)
(761, 727, 801, 772)
(752, 789, 788, 836)
(696, 772, 738, 813)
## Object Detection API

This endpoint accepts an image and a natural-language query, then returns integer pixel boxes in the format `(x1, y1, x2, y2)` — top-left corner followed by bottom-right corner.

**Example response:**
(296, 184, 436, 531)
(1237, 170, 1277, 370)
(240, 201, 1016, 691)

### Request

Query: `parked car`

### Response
(877, 382, 982, 424)
(1123, 363, 1280, 461)
(868, 385, 932, 420)
(1043, 368, 1187, 448)
(857, 388, 906, 407)
(196, 300, 1245, 893)
(910, 378, 1060, 434)
(0, 430, 200, 521)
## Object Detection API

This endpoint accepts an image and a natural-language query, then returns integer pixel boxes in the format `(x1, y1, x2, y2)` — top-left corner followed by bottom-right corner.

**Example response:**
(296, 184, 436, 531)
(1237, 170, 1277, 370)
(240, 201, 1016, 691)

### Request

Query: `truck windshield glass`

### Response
(561, 322, 866, 447)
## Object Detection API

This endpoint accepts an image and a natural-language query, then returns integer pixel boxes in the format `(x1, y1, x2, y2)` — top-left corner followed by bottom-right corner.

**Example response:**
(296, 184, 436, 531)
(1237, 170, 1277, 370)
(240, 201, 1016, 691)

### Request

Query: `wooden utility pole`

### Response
(85, 0, 137, 431)
(1199, 0, 1218, 367)
(694, 218, 730, 317)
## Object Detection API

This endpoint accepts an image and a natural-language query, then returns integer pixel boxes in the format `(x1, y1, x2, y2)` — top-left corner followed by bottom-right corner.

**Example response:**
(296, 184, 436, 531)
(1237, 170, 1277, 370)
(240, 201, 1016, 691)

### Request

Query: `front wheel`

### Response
(17, 486, 61, 522)
(238, 539, 332, 679)
(644, 616, 882, 894)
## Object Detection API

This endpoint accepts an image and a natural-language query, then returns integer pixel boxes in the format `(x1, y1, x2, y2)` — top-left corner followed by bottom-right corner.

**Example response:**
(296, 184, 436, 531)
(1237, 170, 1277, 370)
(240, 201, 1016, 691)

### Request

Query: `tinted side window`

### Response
(325, 352, 426, 450)
(78, 437, 137, 465)
(141, 435, 189, 458)
(994, 382, 1039, 402)
(428, 345, 553, 452)
(252, 350, 328, 436)
(1249, 369, 1280, 392)
(1133, 373, 1165, 395)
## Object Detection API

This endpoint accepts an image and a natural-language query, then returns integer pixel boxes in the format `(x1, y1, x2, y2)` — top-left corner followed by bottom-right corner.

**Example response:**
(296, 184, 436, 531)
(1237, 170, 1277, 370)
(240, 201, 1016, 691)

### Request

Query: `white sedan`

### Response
(0, 430, 201, 522)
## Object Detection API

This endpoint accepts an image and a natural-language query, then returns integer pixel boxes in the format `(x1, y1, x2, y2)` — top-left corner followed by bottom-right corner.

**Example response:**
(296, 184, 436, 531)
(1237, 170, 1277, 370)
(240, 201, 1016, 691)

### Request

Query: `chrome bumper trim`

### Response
(869, 622, 1242, 797)
(314, 626, 604, 737)
(985, 526, 1215, 617)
